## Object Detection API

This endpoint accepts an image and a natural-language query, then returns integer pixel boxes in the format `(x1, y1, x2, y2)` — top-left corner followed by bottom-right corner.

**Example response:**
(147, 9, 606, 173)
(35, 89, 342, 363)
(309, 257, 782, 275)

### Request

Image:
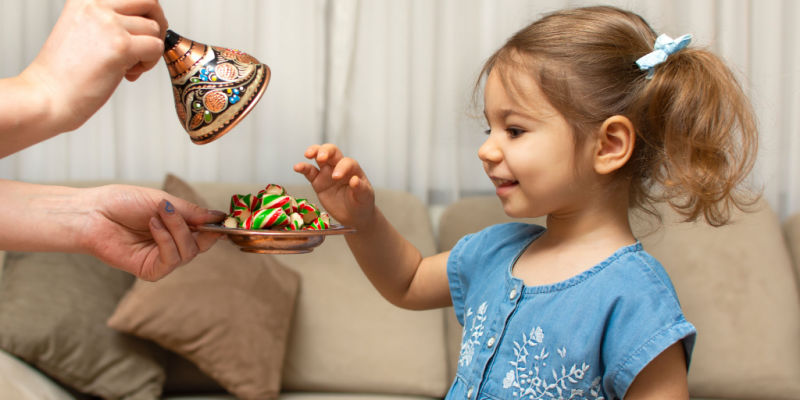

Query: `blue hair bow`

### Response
(636, 33, 692, 79)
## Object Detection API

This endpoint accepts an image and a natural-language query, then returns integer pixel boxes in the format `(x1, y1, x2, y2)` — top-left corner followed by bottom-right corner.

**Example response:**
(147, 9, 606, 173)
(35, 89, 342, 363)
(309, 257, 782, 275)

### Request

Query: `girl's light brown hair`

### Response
(477, 6, 758, 226)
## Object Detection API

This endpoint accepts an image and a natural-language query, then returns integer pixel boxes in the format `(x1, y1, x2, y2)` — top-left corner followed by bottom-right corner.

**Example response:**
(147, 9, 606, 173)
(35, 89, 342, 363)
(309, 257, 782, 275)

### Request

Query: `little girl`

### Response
(294, 6, 757, 399)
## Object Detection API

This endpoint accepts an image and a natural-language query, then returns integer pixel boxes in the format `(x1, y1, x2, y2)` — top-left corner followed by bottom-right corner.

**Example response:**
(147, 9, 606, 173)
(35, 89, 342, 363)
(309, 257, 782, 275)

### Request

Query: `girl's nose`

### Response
(478, 134, 502, 163)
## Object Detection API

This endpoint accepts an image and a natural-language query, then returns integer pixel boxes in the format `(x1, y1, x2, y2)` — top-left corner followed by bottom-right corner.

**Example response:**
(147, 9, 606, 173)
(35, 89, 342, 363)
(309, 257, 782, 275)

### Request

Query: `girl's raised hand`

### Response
(294, 144, 375, 229)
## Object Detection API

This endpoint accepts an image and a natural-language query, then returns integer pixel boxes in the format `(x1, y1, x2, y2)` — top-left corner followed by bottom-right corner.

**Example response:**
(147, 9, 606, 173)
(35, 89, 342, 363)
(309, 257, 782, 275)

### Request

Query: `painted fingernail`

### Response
(164, 200, 175, 214)
(208, 209, 227, 218)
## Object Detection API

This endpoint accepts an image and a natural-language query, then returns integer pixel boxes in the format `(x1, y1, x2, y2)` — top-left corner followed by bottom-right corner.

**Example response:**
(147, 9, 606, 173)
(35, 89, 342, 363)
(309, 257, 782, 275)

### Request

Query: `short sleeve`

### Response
(447, 231, 477, 326)
(601, 251, 697, 398)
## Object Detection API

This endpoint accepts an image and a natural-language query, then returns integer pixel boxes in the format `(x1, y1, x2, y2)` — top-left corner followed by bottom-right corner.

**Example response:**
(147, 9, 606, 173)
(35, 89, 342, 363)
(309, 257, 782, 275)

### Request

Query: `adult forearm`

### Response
(0, 73, 60, 158)
(0, 180, 87, 252)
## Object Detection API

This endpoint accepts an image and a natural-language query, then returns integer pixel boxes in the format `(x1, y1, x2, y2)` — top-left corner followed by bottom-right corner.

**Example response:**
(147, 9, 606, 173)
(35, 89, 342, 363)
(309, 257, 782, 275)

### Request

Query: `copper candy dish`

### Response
(196, 224, 356, 254)
(163, 30, 270, 144)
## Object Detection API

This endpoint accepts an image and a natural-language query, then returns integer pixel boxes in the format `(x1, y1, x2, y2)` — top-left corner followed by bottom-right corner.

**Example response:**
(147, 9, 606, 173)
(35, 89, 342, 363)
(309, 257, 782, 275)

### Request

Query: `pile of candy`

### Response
(223, 184, 331, 231)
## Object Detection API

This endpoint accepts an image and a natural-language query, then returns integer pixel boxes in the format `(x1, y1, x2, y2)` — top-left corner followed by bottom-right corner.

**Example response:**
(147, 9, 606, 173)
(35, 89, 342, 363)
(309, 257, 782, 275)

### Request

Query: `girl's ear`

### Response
(593, 115, 635, 175)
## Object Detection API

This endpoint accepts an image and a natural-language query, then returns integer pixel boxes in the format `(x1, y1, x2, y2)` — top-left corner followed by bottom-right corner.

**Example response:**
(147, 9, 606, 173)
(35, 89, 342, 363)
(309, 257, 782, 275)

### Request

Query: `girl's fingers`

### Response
(316, 143, 344, 166)
(304, 144, 321, 160)
(350, 175, 373, 204)
(293, 162, 320, 182)
(332, 157, 362, 180)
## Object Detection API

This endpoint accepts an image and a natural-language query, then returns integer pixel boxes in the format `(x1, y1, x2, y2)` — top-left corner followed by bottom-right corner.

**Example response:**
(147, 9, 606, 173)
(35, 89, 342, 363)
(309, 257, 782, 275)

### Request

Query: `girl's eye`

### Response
(483, 128, 491, 135)
(507, 127, 525, 138)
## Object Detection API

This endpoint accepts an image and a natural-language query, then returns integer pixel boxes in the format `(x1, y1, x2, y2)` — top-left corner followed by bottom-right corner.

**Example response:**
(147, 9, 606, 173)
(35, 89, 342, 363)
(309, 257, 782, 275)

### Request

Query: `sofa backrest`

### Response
(437, 195, 800, 398)
(784, 213, 800, 283)
(193, 183, 451, 397)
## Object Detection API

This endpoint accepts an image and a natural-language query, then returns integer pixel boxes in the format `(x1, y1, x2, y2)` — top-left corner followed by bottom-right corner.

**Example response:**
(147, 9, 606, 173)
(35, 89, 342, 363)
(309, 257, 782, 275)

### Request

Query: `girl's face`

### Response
(478, 68, 594, 218)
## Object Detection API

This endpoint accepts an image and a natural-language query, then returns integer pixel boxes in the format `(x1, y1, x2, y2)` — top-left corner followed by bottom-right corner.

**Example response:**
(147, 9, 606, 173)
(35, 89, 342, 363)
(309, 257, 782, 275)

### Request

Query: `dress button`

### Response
(467, 386, 474, 398)
(509, 288, 518, 300)
(487, 336, 496, 348)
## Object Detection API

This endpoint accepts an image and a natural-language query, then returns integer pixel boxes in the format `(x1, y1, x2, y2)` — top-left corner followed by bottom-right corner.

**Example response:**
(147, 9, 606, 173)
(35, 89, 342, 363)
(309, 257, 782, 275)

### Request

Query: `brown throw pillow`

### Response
(0, 252, 166, 399)
(107, 174, 300, 400)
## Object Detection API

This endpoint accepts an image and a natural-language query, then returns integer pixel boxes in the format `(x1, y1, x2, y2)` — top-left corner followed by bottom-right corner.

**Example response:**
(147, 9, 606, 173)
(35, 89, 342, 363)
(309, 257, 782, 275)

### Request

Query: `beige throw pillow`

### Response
(107, 174, 300, 400)
(0, 252, 166, 399)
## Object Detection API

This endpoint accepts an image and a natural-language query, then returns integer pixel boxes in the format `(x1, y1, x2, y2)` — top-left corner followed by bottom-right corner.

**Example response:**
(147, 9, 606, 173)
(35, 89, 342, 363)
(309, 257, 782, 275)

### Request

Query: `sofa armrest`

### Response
(784, 213, 800, 284)
(0, 348, 75, 400)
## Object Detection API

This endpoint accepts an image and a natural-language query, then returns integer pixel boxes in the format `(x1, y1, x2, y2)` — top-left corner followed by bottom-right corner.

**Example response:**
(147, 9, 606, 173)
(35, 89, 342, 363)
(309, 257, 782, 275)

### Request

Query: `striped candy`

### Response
(303, 216, 330, 230)
(283, 213, 304, 231)
(264, 184, 285, 196)
(229, 194, 254, 213)
(296, 198, 320, 223)
(244, 207, 290, 229)
(232, 208, 251, 226)
(259, 194, 293, 212)
(257, 184, 285, 198)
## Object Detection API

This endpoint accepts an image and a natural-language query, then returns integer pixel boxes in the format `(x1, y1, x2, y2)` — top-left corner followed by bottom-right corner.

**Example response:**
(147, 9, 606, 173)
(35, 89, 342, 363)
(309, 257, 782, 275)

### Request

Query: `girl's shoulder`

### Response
(595, 244, 684, 309)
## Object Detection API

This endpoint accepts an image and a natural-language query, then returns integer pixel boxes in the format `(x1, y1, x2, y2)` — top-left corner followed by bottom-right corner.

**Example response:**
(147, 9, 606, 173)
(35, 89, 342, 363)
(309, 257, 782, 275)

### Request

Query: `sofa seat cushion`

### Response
(0, 349, 76, 400)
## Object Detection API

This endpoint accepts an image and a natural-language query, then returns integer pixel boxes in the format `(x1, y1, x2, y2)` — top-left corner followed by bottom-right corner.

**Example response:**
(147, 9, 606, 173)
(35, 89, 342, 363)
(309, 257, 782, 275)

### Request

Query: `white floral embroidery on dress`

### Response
(459, 301, 488, 367)
(501, 326, 605, 399)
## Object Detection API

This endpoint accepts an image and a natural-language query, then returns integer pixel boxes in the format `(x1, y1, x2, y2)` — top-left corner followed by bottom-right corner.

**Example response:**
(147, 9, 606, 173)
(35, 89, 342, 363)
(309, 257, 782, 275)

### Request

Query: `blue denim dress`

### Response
(446, 223, 696, 400)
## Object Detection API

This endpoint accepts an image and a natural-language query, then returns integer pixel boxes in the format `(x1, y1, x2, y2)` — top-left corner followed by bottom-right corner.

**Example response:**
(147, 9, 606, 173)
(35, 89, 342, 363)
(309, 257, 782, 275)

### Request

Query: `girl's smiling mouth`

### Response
(490, 177, 518, 196)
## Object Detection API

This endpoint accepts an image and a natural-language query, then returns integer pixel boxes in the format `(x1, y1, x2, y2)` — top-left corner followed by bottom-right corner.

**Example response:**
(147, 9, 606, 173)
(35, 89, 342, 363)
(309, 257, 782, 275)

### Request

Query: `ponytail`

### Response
(627, 49, 759, 226)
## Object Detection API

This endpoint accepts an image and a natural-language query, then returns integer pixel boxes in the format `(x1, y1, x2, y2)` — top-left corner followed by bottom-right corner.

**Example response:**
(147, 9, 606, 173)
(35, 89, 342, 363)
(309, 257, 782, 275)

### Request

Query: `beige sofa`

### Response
(1, 180, 799, 400)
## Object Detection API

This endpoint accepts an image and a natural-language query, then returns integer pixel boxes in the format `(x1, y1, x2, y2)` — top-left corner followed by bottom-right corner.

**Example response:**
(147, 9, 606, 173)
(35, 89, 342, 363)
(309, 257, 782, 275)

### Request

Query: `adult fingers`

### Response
(194, 232, 222, 253)
(124, 34, 164, 80)
(114, 2, 167, 78)
(154, 191, 227, 227)
(156, 199, 200, 262)
(110, 0, 168, 37)
(117, 14, 161, 37)
(146, 216, 181, 280)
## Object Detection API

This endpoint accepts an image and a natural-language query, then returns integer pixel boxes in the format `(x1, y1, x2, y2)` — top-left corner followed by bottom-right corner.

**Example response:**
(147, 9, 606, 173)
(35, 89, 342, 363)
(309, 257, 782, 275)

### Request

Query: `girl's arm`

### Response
(345, 208, 452, 309)
(624, 343, 690, 399)
(295, 144, 452, 310)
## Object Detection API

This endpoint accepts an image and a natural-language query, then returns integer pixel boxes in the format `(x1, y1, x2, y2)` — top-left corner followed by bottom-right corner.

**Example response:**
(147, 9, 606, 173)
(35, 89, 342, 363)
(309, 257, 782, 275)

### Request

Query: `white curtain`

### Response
(1, 0, 798, 219)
